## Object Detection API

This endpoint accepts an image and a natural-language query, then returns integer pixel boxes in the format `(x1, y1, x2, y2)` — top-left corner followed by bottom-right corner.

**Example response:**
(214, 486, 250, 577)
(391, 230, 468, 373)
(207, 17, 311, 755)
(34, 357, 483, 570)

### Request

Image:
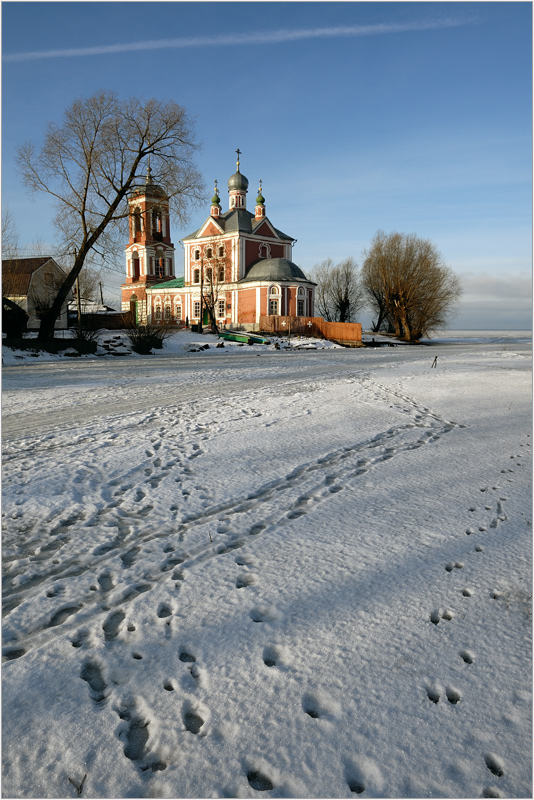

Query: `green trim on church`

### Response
(151, 277, 185, 289)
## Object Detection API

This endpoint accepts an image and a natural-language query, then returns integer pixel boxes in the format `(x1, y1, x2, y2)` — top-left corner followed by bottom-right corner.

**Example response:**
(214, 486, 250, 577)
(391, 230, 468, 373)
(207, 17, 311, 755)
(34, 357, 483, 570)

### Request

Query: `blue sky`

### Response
(2, 1, 532, 328)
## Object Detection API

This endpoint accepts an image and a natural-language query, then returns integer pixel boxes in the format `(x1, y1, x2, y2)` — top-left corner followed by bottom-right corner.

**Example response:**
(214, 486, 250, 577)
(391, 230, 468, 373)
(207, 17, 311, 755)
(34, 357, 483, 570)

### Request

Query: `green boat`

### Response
(219, 331, 270, 345)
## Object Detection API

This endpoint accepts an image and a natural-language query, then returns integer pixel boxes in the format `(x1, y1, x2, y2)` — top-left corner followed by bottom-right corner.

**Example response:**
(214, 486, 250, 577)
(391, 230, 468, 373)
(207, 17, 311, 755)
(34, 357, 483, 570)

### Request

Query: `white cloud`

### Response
(459, 271, 532, 301)
(3, 18, 471, 63)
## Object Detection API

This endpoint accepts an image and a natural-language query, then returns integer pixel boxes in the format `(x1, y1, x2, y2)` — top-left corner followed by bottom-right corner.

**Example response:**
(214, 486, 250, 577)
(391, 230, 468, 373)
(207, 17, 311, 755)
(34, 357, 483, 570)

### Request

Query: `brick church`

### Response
(121, 152, 315, 328)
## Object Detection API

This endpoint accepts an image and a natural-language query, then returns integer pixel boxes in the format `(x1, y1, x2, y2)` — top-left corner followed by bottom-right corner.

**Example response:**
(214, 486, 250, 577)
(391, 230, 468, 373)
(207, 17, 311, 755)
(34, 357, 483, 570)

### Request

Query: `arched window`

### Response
(206, 246, 213, 259)
(193, 269, 200, 283)
(269, 285, 280, 296)
(205, 267, 213, 283)
(132, 207, 142, 241)
(259, 243, 270, 258)
(155, 253, 165, 278)
(175, 302, 182, 321)
(164, 304, 171, 321)
(131, 252, 140, 280)
(152, 208, 163, 239)
(218, 245, 224, 258)
(218, 265, 225, 282)
(154, 304, 162, 322)
(194, 249, 200, 261)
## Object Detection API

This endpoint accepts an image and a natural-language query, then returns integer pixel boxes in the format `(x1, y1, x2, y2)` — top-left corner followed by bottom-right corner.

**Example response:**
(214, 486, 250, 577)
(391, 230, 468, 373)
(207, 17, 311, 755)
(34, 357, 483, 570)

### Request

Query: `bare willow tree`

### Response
(17, 90, 204, 339)
(361, 230, 461, 341)
(310, 257, 364, 323)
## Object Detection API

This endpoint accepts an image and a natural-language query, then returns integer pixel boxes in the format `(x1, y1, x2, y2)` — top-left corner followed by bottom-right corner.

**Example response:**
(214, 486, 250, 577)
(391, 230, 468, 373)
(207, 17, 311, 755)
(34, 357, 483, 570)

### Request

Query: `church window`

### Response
(218, 266, 225, 282)
(155, 305, 162, 322)
(269, 285, 279, 296)
(218, 299, 225, 318)
(155, 255, 165, 278)
(269, 299, 279, 316)
(194, 249, 200, 261)
(193, 269, 200, 283)
(133, 207, 142, 241)
(298, 287, 305, 295)
(206, 246, 213, 259)
(175, 303, 182, 320)
(297, 299, 305, 316)
(131, 253, 140, 280)
(218, 245, 224, 258)
(205, 267, 213, 283)
(193, 301, 201, 318)
(164, 304, 171, 321)
(152, 208, 163, 239)
(259, 243, 270, 258)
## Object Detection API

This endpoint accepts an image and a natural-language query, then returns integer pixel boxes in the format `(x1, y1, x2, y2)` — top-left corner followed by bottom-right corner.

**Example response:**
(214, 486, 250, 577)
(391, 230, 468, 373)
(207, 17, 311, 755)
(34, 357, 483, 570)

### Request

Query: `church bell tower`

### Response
(121, 165, 176, 321)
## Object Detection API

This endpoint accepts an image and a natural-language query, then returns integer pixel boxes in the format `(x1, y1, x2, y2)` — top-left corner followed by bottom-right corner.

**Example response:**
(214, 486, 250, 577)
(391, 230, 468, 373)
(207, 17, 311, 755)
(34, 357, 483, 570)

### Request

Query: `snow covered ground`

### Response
(2, 330, 532, 799)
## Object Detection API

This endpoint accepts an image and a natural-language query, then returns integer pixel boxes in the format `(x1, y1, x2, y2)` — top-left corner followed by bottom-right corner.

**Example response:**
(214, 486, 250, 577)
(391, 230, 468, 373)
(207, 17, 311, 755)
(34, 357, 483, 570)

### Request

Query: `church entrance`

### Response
(129, 295, 138, 325)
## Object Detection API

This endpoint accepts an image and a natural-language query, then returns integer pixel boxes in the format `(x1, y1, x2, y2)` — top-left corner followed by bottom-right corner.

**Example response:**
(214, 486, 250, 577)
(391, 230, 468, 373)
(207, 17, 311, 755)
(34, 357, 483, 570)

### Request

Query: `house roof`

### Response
(239, 258, 314, 285)
(2, 257, 59, 296)
(182, 210, 293, 242)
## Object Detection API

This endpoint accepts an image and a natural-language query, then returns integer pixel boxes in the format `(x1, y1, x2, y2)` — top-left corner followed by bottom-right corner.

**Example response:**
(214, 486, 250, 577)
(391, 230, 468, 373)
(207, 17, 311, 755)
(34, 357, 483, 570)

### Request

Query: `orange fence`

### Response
(259, 316, 362, 343)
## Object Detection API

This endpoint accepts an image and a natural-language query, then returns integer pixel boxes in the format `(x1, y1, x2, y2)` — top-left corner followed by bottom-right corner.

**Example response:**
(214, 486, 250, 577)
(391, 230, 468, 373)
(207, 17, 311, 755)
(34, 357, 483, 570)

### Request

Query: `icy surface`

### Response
(2, 332, 532, 798)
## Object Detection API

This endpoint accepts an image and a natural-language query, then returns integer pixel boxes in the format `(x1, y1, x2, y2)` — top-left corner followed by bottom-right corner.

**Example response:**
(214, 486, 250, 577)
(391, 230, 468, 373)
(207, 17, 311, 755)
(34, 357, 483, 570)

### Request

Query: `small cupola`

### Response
(255, 179, 266, 219)
(211, 179, 221, 218)
(228, 148, 248, 210)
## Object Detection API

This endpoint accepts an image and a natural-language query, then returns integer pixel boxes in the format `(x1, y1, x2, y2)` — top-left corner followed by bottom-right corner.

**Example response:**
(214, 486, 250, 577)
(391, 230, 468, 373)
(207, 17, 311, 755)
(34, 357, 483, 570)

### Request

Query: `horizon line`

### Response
(3, 18, 472, 63)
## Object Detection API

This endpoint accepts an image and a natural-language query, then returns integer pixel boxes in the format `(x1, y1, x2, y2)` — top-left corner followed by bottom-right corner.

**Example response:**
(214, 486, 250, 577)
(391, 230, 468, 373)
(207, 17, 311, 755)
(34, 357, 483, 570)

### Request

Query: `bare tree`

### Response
(17, 90, 204, 339)
(201, 256, 226, 335)
(2, 206, 19, 259)
(310, 257, 364, 322)
(361, 230, 462, 341)
(310, 258, 335, 321)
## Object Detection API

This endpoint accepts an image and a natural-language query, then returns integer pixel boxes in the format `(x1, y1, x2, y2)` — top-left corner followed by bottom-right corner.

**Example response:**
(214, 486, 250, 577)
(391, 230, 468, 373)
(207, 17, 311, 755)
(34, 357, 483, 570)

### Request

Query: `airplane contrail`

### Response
(3, 18, 471, 63)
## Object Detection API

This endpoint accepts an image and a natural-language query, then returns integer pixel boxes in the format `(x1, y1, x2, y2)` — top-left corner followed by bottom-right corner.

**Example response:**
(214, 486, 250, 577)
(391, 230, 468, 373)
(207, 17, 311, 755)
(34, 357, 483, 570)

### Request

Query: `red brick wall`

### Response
(244, 240, 285, 270)
(238, 288, 257, 324)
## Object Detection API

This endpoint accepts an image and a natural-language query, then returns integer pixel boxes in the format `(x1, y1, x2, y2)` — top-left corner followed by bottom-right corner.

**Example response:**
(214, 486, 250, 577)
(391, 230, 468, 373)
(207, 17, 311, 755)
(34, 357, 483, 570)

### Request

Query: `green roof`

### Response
(151, 277, 184, 289)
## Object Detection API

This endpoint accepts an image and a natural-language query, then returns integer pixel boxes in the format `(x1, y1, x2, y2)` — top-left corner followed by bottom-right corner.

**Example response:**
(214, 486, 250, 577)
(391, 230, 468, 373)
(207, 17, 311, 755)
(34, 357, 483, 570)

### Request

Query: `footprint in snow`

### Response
(71, 628, 91, 649)
(103, 609, 125, 641)
(2, 646, 26, 662)
(182, 700, 207, 735)
(120, 547, 140, 568)
(445, 686, 462, 704)
(483, 788, 503, 798)
(80, 659, 107, 703)
(485, 753, 505, 778)
(262, 645, 282, 668)
(236, 573, 256, 589)
(430, 608, 454, 625)
(179, 650, 196, 663)
(47, 604, 83, 628)
(247, 770, 274, 792)
(459, 649, 474, 664)
(157, 602, 173, 618)
(97, 572, 114, 592)
(249, 605, 277, 623)
(425, 684, 442, 704)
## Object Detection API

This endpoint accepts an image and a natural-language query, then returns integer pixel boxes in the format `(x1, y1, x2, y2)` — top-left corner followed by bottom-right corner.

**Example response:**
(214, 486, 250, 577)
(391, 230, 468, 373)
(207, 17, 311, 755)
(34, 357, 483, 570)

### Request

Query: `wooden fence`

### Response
(259, 316, 362, 343)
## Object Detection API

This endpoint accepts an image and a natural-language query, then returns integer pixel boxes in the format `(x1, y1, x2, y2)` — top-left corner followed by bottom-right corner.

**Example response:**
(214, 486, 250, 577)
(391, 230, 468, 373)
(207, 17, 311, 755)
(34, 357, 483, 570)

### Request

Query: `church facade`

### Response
(121, 154, 315, 328)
